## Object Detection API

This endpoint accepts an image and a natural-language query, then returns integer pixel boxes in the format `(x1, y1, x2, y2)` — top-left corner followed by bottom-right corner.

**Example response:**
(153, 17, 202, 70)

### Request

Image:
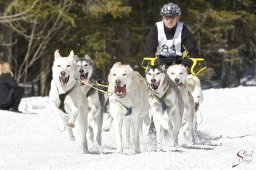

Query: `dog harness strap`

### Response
(124, 106, 132, 116)
(86, 86, 96, 97)
(110, 99, 132, 116)
(160, 97, 168, 111)
(58, 85, 75, 114)
(150, 92, 168, 112)
(59, 93, 67, 113)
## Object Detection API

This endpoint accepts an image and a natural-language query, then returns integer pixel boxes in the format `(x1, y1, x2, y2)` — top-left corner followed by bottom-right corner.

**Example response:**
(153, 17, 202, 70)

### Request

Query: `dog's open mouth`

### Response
(150, 81, 160, 90)
(80, 72, 88, 81)
(176, 82, 184, 87)
(59, 76, 69, 86)
(114, 85, 127, 98)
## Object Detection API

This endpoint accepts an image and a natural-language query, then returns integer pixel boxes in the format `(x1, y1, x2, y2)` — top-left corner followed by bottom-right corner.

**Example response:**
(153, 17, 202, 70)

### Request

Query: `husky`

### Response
(49, 49, 89, 154)
(108, 62, 150, 154)
(187, 74, 203, 112)
(76, 55, 106, 147)
(167, 64, 196, 144)
(187, 74, 204, 130)
(145, 65, 184, 148)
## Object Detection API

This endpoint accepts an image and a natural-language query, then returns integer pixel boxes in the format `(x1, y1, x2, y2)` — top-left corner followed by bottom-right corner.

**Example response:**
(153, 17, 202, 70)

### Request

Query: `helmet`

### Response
(160, 3, 181, 17)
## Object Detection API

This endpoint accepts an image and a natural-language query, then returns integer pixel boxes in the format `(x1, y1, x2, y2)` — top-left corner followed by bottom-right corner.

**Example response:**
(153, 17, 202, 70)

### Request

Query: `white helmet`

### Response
(160, 3, 181, 17)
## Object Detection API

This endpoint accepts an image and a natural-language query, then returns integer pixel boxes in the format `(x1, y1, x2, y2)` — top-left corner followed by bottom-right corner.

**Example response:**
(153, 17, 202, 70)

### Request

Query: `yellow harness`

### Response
(141, 47, 207, 76)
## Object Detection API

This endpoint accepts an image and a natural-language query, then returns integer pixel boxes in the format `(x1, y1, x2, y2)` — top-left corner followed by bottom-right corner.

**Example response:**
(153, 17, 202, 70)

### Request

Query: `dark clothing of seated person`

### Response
(0, 62, 24, 113)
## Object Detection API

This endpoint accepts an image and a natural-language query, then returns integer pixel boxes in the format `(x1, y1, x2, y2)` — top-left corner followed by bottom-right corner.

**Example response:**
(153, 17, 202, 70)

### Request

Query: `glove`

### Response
(182, 58, 193, 68)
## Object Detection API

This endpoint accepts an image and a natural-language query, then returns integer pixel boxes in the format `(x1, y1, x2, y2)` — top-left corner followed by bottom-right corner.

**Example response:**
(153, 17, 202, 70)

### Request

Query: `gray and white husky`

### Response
(145, 65, 184, 148)
(76, 55, 106, 147)
(49, 49, 89, 154)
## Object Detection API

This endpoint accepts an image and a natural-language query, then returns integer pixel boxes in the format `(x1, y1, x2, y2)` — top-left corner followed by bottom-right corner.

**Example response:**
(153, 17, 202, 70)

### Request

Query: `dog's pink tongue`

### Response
(114, 86, 127, 97)
(80, 73, 88, 80)
(60, 76, 69, 85)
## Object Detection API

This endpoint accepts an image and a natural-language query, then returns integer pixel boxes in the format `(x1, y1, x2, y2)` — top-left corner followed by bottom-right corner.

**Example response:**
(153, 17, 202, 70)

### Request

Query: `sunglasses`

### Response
(163, 16, 177, 20)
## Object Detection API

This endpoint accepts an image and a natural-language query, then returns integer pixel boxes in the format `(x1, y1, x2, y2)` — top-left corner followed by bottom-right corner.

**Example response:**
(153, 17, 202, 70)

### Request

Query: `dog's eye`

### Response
(179, 72, 183, 75)
(85, 64, 88, 67)
(171, 72, 174, 75)
(156, 72, 160, 75)
(67, 65, 71, 67)
(147, 73, 152, 76)
(123, 73, 127, 76)
(57, 65, 61, 67)
(112, 74, 116, 76)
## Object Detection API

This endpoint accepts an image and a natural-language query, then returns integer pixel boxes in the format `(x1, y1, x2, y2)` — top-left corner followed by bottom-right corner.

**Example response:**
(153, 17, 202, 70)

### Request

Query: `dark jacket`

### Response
(145, 22, 199, 58)
(0, 73, 19, 105)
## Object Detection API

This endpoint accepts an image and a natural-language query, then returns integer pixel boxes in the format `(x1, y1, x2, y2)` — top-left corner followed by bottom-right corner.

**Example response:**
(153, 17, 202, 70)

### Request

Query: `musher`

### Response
(143, 2, 206, 75)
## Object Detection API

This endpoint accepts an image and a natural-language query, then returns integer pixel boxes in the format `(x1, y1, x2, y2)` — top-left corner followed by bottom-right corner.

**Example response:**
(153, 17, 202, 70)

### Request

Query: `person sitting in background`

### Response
(0, 62, 24, 113)
(144, 2, 200, 70)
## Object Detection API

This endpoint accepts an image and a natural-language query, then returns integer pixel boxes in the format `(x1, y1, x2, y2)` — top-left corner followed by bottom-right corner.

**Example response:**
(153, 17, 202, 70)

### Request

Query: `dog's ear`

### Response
(68, 50, 74, 58)
(84, 55, 93, 65)
(54, 49, 62, 59)
(159, 65, 167, 73)
(113, 62, 122, 67)
(84, 54, 91, 60)
(107, 72, 113, 92)
(145, 65, 151, 73)
(126, 64, 134, 72)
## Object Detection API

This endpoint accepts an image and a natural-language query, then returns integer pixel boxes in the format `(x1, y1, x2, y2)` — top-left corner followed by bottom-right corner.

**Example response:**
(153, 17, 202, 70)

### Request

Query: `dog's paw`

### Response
(68, 135, 75, 141)
(58, 126, 65, 132)
(103, 126, 110, 132)
(102, 121, 111, 132)
(82, 147, 89, 154)
(117, 148, 123, 154)
(57, 121, 66, 132)
(134, 148, 141, 154)
(161, 122, 170, 131)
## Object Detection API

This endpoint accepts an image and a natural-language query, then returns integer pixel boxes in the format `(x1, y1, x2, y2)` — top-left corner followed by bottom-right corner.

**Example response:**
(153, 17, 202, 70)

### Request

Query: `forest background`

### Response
(0, 0, 255, 96)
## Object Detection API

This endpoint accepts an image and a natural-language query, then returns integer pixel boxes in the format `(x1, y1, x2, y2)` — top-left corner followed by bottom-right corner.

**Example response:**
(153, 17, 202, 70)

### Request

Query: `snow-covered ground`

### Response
(0, 86, 255, 170)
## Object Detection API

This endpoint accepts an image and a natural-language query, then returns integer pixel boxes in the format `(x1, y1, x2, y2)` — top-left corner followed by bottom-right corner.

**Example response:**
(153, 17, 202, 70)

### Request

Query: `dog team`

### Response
(49, 49, 204, 154)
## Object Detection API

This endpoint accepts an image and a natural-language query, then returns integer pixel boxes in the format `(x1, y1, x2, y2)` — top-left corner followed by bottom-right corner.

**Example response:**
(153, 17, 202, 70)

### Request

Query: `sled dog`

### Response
(145, 65, 183, 147)
(49, 49, 89, 153)
(167, 64, 196, 144)
(108, 62, 150, 154)
(187, 74, 203, 112)
(76, 55, 105, 147)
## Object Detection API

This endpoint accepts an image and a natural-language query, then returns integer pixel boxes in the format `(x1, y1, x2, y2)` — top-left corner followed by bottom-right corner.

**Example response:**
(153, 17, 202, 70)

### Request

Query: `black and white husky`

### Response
(145, 65, 184, 148)
(49, 49, 89, 154)
(76, 55, 106, 147)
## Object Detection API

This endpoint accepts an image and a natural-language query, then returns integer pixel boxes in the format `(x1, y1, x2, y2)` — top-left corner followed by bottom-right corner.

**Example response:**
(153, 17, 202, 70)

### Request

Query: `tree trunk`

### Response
(40, 55, 52, 96)
(221, 55, 227, 88)
(0, 25, 12, 63)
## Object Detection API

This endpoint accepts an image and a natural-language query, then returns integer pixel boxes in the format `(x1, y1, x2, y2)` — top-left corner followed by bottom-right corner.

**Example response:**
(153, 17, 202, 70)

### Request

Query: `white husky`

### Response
(108, 62, 150, 154)
(167, 64, 196, 144)
(187, 75, 203, 112)
(145, 65, 183, 148)
(76, 55, 104, 147)
(49, 49, 89, 154)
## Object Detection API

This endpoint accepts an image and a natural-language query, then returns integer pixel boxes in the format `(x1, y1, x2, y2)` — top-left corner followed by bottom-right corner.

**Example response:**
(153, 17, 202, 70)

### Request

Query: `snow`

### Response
(0, 86, 256, 170)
